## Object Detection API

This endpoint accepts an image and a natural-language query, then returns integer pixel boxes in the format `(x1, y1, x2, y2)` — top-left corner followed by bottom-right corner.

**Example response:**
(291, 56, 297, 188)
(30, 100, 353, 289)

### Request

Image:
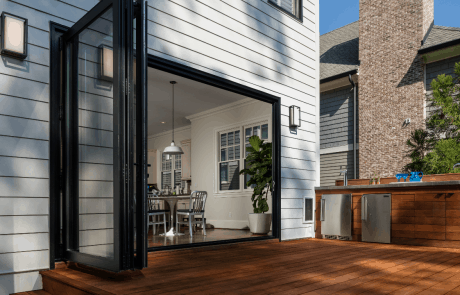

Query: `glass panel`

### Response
(175, 154, 181, 170)
(220, 162, 228, 190)
(253, 126, 260, 138)
(78, 6, 114, 259)
(305, 198, 313, 221)
(228, 132, 234, 146)
(245, 128, 252, 143)
(174, 171, 182, 189)
(220, 161, 239, 190)
(162, 172, 171, 189)
(235, 145, 240, 160)
(245, 143, 251, 158)
(221, 133, 227, 147)
(261, 124, 269, 139)
(244, 159, 254, 189)
(221, 148, 227, 162)
(228, 146, 234, 160)
(235, 130, 240, 145)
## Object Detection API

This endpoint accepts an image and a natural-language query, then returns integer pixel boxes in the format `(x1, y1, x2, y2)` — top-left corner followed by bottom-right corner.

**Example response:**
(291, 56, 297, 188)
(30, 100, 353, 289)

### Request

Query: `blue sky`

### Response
(320, 0, 460, 35)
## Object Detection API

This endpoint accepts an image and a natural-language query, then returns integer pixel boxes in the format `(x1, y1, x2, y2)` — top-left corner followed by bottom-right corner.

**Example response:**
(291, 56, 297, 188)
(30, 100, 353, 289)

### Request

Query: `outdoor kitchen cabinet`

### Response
(315, 180, 460, 248)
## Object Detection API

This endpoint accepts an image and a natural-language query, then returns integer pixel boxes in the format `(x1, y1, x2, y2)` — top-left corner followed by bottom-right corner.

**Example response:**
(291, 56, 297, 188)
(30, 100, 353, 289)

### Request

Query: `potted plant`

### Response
(239, 135, 273, 234)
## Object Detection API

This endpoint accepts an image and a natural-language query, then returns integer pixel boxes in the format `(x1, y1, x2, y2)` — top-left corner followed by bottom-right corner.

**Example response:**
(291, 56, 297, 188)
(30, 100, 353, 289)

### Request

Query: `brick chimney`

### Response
(358, 0, 434, 178)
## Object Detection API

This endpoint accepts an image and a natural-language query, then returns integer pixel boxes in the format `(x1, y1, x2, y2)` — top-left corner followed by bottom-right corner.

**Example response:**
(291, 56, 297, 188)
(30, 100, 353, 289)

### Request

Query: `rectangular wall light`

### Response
(1, 12, 27, 59)
(99, 44, 113, 81)
(289, 105, 301, 127)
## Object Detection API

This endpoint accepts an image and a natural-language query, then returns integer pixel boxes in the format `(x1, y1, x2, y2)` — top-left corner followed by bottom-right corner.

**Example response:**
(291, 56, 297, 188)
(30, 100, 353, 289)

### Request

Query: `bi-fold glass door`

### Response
(60, 0, 147, 271)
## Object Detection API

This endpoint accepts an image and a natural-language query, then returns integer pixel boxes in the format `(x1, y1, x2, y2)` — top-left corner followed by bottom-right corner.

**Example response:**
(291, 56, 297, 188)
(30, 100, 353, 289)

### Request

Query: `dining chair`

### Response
(148, 194, 169, 236)
(176, 191, 207, 237)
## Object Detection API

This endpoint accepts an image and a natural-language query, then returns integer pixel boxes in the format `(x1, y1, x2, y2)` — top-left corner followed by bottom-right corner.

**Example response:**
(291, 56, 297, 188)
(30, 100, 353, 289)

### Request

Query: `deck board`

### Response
(35, 239, 460, 295)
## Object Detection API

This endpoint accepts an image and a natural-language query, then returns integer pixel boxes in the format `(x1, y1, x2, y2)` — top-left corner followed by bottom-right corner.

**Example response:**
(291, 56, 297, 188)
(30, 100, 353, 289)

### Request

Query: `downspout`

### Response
(349, 74, 357, 180)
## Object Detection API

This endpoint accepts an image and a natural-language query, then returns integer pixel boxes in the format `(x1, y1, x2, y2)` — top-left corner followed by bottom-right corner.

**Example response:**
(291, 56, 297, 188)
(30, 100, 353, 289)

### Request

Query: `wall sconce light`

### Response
(289, 105, 301, 127)
(1, 12, 28, 59)
(99, 44, 113, 81)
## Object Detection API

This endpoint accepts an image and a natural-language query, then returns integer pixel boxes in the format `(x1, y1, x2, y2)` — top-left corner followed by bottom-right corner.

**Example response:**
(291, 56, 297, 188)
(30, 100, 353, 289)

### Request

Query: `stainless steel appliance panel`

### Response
(361, 194, 391, 244)
(320, 194, 352, 237)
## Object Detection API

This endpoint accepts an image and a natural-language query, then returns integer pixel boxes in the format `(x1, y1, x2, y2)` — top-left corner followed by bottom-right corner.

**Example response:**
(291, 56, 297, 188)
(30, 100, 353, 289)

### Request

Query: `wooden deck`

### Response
(27, 238, 460, 294)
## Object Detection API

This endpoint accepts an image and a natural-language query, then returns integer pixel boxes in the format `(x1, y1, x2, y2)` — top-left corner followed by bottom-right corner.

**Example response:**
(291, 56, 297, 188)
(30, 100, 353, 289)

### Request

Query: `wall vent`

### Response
(323, 235, 352, 241)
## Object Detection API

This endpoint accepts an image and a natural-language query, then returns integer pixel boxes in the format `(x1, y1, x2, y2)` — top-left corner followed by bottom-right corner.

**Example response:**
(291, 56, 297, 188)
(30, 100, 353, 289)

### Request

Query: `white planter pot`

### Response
(248, 213, 272, 234)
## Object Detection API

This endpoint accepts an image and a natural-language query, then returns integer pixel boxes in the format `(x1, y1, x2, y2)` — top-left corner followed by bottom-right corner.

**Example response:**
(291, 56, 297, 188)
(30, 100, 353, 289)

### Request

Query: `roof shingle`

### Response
(320, 21, 359, 81)
(421, 25, 460, 51)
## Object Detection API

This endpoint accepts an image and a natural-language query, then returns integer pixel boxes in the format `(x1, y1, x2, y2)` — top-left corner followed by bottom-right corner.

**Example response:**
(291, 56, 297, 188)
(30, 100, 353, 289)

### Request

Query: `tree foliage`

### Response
(402, 129, 432, 173)
(239, 135, 272, 214)
(404, 62, 460, 174)
(423, 139, 460, 174)
(426, 62, 460, 141)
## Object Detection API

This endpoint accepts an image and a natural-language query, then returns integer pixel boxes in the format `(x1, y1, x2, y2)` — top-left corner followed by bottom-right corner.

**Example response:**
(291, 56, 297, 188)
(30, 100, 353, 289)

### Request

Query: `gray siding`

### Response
(0, 0, 98, 293)
(320, 151, 359, 187)
(320, 86, 358, 149)
(426, 55, 460, 119)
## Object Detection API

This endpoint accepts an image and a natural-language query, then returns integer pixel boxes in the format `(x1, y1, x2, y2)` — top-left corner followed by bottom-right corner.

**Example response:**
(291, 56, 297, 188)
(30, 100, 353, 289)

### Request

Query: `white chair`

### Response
(147, 195, 169, 237)
(176, 191, 207, 237)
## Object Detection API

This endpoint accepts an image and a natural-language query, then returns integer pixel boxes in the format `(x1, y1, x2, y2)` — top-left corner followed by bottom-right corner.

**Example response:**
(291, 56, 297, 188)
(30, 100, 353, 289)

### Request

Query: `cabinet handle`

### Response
(320, 199, 325, 221)
(361, 196, 367, 221)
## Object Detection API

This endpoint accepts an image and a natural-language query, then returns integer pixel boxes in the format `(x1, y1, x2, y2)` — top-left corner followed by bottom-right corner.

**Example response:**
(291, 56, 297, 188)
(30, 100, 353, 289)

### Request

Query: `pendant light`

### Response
(163, 81, 184, 157)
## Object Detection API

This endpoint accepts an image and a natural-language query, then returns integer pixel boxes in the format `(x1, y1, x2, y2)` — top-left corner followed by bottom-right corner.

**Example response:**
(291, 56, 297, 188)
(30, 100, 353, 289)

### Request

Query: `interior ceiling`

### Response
(147, 68, 247, 136)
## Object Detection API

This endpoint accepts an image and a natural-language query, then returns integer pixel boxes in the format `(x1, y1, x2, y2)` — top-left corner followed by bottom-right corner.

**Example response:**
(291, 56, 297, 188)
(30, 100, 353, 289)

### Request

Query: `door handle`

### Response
(320, 199, 325, 221)
(361, 196, 367, 221)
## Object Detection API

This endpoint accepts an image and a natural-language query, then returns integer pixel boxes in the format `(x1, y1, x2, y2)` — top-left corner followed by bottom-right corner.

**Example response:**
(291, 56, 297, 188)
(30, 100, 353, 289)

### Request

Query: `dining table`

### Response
(148, 193, 190, 236)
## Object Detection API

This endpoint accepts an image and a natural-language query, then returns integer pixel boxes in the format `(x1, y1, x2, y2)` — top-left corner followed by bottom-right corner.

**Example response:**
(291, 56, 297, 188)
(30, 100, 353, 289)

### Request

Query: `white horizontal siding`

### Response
(0, 216, 49, 235)
(0, 271, 43, 294)
(0, 0, 94, 290)
(0, 250, 49, 274)
(0, 198, 49, 216)
(0, 233, 49, 254)
(0, 136, 49, 159)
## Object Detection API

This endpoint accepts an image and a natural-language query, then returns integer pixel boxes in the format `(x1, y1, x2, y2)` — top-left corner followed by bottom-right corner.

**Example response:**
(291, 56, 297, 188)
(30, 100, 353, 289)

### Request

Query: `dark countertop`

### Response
(315, 180, 460, 191)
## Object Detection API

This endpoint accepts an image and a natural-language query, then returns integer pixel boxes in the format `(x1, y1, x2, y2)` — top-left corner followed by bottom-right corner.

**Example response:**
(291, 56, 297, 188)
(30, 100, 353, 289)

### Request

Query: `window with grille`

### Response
(269, 0, 302, 19)
(219, 130, 241, 191)
(217, 121, 270, 193)
(161, 153, 183, 190)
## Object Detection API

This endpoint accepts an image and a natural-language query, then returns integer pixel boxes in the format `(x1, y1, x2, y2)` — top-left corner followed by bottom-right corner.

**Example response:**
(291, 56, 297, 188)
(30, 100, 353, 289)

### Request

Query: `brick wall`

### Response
(423, 0, 434, 39)
(358, 0, 433, 178)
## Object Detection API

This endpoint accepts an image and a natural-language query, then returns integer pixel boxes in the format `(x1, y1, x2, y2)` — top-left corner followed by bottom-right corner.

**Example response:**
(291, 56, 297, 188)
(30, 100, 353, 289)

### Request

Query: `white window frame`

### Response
(303, 196, 315, 224)
(218, 128, 242, 190)
(213, 115, 271, 197)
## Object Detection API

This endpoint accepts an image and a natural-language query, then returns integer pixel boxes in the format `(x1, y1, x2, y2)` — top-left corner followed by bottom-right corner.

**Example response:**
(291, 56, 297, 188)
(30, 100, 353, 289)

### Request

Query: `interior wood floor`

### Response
(26, 238, 460, 294)
(148, 226, 261, 247)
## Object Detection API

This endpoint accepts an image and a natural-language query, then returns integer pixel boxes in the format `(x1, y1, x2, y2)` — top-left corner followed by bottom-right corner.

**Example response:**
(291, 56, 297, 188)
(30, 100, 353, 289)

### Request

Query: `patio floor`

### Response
(29, 238, 460, 294)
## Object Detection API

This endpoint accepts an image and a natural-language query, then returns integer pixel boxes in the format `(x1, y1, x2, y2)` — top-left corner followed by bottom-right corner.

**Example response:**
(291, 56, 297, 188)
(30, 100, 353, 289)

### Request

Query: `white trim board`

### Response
(148, 125, 191, 140)
(186, 98, 257, 122)
(320, 144, 359, 155)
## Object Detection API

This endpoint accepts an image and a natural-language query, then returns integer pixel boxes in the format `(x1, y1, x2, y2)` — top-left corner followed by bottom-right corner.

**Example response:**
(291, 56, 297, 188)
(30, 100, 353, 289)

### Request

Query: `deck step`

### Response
(13, 290, 51, 295)
(40, 270, 115, 295)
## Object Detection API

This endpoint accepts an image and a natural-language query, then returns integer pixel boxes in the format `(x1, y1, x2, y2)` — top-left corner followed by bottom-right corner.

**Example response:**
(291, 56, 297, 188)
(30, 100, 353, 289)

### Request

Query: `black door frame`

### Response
(49, 0, 148, 271)
(50, 17, 281, 270)
(146, 55, 282, 251)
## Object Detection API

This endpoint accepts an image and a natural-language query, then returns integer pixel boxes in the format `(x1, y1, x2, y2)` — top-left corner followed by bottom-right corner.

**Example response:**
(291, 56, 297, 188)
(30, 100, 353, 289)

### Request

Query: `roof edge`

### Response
(320, 69, 358, 84)
(419, 38, 460, 54)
